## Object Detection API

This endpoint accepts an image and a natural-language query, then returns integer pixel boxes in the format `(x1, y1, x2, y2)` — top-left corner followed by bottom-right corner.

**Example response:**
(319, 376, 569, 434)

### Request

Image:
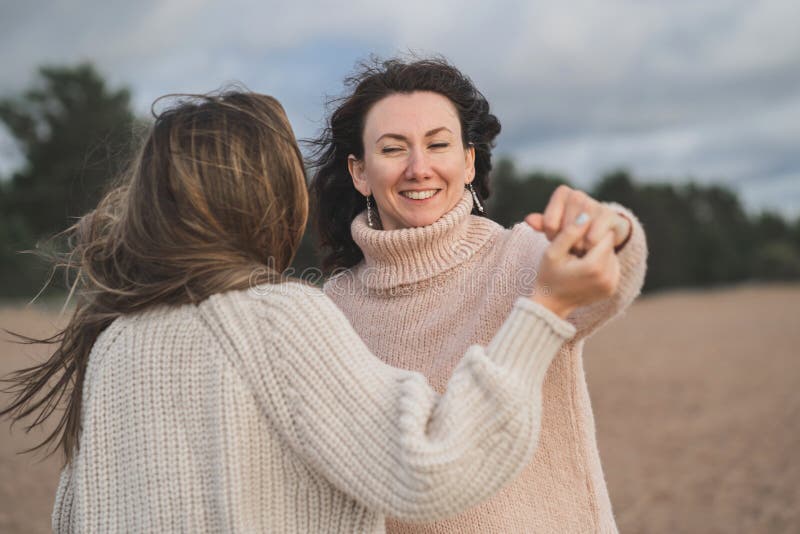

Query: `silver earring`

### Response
(366, 195, 376, 228)
(467, 183, 485, 213)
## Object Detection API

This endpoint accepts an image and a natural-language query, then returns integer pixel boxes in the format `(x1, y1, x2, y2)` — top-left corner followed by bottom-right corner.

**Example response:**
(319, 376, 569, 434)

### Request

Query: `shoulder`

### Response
(202, 281, 349, 340)
(204, 281, 327, 321)
(105, 302, 206, 344)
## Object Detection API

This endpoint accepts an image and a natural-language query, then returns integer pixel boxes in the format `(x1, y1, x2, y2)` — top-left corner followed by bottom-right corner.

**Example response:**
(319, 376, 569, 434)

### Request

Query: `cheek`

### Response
(365, 160, 400, 187)
(442, 159, 469, 185)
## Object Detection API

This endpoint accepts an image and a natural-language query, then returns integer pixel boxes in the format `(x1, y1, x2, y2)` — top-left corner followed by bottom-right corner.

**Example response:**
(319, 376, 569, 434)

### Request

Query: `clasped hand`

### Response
(525, 186, 630, 319)
(525, 185, 631, 256)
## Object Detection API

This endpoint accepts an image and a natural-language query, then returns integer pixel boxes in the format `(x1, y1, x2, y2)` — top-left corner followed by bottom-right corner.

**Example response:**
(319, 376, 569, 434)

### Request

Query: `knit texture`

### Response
(324, 192, 648, 533)
(51, 281, 577, 533)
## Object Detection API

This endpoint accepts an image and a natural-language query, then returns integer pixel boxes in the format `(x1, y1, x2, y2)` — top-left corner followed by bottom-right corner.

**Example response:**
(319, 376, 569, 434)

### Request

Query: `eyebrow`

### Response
(375, 126, 453, 144)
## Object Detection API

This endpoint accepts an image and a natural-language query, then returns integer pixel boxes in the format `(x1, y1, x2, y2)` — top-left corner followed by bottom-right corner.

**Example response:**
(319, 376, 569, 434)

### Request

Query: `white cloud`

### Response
(0, 0, 798, 216)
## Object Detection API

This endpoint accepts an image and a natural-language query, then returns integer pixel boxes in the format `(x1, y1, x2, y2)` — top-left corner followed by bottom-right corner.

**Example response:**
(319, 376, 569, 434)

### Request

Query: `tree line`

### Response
(2, 64, 799, 299)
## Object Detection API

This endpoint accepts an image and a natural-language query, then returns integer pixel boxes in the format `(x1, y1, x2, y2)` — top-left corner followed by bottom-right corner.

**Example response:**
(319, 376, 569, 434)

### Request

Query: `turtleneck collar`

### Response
(350, 191, 500, 290)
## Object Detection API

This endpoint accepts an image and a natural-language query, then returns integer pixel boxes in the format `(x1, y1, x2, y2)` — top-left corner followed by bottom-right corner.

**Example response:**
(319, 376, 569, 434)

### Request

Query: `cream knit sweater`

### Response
(52, 281, 578, 532)
(324, 192, 648, 533)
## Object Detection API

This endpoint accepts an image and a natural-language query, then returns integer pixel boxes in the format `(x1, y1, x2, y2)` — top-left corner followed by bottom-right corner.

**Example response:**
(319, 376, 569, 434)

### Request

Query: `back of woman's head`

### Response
(1, 90, 307, 461)
(308, 56, 501, 273)
(130, 91, 307, 290)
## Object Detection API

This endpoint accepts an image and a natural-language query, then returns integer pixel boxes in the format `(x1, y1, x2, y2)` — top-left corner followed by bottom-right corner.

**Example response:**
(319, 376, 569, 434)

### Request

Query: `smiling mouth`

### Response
(400, 189, 440, 200)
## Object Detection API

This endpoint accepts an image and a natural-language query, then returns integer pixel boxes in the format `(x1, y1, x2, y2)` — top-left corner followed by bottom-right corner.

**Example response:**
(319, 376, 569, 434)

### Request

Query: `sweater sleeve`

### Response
(203, 284, 575, 522)
(566, 202, 648, 341)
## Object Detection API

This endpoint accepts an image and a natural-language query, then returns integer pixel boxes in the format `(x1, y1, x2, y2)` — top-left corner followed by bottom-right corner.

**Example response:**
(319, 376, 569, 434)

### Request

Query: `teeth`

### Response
(401, 190, 438, 200)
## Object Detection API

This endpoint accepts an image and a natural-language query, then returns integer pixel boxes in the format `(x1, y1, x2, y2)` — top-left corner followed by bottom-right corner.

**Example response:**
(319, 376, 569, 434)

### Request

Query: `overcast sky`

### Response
(2, 0, 799, 217)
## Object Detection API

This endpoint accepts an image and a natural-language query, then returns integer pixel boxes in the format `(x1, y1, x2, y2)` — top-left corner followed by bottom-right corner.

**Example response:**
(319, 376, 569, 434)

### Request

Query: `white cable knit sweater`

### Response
(52, 281, 576, 533)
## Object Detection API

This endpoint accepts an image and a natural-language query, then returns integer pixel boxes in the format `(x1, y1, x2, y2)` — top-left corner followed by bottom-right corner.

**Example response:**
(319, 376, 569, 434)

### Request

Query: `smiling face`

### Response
(348, 91, 476, 230)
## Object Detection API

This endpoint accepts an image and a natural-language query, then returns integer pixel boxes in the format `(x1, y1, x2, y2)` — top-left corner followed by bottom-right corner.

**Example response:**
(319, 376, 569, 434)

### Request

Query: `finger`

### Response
(542, 186, 571, 240)
(549, 212, 592, 259)
(582, 231, 615, 264)
(568, 194, 602, 253)
(583, 211, 616, 250)
(560, 190, 590, 237)
(525, 213, 544, 232)
(612, 212, 632, 247)
(583, 233, 620, 295)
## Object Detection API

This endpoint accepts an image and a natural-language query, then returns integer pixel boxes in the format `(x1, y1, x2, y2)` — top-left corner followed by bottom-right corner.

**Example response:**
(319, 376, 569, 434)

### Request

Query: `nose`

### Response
(404, 146, 432, 180)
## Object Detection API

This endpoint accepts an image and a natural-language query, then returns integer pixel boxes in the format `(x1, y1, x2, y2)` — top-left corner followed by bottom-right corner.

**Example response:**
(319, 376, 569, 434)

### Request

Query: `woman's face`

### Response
(349, 91, 476, 230)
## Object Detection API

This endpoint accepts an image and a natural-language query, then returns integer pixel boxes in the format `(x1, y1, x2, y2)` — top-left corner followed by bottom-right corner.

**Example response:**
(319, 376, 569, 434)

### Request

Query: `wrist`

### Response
(531, 293, 574, 319)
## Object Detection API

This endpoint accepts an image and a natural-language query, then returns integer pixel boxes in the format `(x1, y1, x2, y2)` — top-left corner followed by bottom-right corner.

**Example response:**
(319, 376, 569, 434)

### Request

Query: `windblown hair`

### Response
(307, 56, 502, 273)
(0, 91, 308, 461)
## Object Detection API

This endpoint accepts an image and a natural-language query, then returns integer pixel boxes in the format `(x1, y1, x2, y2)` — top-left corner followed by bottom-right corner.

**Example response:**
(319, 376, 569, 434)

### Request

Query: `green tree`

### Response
(0, 63, 138, 297)
(594, 173, 695, 291)
(753, 211, 792, 243)
(794, 216, 800, 250)
(591, 169, 638, 209)
(682, 183, 752, 285)
(750, 211, 800, 280)
(487, 158, 570, 228)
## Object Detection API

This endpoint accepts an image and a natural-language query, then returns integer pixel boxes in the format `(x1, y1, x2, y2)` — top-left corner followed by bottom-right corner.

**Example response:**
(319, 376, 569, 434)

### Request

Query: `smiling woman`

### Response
(308, 57, 499, 271)
(309, 56, 649, 533)
(347, 91, 475, 230)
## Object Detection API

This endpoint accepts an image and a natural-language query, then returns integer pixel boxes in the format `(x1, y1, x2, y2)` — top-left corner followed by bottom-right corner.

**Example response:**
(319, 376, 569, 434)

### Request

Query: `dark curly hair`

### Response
(307, 56, 501, 273)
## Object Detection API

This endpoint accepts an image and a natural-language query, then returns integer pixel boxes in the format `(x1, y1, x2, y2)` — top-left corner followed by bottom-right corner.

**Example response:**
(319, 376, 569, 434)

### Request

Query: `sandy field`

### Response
(1, 283, 798, 533)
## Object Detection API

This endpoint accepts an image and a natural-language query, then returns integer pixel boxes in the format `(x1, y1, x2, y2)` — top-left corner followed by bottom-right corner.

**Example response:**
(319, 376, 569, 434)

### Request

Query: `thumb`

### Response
(525, 213, 544, 232)
(549, 213, 591, 259)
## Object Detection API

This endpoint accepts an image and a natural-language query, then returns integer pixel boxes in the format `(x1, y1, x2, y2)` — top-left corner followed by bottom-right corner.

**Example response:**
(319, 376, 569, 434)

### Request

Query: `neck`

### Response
(349, 191, 500, 289)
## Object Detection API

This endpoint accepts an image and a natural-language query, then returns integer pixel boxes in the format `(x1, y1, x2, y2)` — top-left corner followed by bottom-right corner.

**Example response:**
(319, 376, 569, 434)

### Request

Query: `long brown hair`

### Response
(0, 91, 308, 462)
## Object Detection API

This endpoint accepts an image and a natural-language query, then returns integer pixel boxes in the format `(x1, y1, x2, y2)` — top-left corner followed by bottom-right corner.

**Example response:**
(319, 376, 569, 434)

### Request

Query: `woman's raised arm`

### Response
(200, 283, 575, 522)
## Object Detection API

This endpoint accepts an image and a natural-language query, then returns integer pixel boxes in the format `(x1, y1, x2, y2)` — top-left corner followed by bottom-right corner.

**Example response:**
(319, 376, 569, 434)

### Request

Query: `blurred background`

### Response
(1, 1, 798, 532)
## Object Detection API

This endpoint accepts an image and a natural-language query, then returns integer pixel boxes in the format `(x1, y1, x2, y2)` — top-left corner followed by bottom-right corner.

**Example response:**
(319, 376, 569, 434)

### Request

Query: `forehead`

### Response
(363, 91, 461, 137)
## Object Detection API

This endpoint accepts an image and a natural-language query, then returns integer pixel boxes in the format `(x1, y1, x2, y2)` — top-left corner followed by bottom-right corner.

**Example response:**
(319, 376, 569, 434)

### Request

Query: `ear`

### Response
(464, 144, 476, 184)
(348, 154, 371, 197)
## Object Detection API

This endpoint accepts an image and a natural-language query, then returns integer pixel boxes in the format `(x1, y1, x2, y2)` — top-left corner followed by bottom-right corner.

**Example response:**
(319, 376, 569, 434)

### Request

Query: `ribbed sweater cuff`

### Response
(487, 297, 576, 382)
(603, 201, 648, 295)
(605, 202, 646, 258)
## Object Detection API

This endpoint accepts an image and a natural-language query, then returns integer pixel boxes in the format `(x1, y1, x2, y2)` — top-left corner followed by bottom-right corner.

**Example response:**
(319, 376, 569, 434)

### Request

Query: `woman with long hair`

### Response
(1, 91, 618, 532)
(310, 57, 648, 533)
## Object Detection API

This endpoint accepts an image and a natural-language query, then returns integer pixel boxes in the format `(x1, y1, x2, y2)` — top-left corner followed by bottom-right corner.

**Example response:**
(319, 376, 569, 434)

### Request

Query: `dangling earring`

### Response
(467, 183, 485, 213)
(366, 195, 376, 228)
